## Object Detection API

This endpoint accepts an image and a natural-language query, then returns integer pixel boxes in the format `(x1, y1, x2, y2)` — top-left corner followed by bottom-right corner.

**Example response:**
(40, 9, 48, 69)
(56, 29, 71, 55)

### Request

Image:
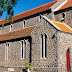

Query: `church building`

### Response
(0, 0, 72, 72)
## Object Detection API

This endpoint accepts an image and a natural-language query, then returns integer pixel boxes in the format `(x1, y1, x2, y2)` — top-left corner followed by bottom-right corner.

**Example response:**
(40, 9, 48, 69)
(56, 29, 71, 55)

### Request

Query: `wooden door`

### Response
(66, 49, 70, 72)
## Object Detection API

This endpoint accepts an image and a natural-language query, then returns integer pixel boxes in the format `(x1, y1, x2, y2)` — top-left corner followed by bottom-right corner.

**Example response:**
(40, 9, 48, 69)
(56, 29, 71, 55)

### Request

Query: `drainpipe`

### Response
(29, 36, 32, 63)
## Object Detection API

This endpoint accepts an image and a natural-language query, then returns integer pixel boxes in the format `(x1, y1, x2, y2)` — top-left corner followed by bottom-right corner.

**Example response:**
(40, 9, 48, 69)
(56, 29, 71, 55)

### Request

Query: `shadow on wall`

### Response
(54, 7, 72, 15)
(29, 36, 32, 63)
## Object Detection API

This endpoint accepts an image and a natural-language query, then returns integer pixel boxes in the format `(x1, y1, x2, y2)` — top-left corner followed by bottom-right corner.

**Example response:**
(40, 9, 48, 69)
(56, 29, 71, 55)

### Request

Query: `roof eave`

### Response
(0, 0, 57, 25)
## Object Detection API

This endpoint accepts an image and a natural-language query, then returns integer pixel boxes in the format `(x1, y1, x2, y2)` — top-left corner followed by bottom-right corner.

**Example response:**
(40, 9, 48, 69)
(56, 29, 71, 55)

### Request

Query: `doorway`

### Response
(66, 48, 70, 72)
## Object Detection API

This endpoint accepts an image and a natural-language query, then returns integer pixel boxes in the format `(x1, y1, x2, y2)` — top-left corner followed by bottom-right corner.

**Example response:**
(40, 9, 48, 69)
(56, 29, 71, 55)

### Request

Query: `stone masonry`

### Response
(57, 32, 72, 72)
(0, 0, 72, 72)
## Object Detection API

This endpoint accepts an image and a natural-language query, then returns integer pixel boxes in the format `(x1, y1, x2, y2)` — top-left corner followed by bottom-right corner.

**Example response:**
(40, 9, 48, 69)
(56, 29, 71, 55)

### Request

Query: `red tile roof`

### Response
(58, 0, 72, 11)
(67, 0, 71, 1)
(0, 26, 35, 41)
(0, 0, 57, 25)
(50, 20, 72, 33)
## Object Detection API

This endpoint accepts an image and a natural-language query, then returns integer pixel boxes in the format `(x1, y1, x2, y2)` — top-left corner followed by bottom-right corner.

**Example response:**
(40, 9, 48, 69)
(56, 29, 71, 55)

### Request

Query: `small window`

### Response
(5, 42, 9, 59)
(23, 20, 26, 28)
(61, 13, 65, 22)
(20, 40, 26, 59)
(62, 13, 65, 18)
(40, 14, 41, 19)
(0, 27, 2, 33)
(24, 20, 25, 27)
(10, 24, 12, 32)
(39, 14, 42, 22)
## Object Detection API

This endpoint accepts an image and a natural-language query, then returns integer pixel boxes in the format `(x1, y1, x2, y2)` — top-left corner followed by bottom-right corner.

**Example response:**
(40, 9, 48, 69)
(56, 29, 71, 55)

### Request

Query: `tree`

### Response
(0, 0, 17, 22)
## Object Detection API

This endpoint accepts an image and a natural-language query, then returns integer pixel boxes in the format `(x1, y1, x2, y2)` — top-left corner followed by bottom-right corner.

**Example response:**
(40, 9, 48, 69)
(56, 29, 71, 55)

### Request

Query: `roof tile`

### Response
(58, 0, 72, 11)
(51, 20, 72, 33)
(0, 0, 57, 25)
(0, 26, 35, 41)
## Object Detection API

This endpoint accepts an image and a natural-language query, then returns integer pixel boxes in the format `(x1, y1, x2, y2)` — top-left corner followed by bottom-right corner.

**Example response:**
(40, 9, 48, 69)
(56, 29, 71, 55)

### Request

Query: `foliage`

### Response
(25, 62, 32, 70)
(0, 0, 17, 22)
(23, 62, 32, 72)
(2, 24, 5, 29)
(0, 18, 4, 29)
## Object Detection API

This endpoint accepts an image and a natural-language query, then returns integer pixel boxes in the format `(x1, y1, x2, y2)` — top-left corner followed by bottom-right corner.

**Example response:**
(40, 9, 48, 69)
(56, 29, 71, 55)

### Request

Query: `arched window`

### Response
(41, 34, 43, 58)
(39, 14, 42, 22)
(24, 40, 26, 58)
(23, 20, 26, 28)
(20, 40, 26, 59)
(62, 13, 65, 18)
(5, 42, 10, 59)
(40, 14, 41, 19)
(40, 34, 43, 58)
(40, 34, 47, 59)
(10, 24, 12, 32)
(61, 13, 65, 22)
(45, 34, 47, 58)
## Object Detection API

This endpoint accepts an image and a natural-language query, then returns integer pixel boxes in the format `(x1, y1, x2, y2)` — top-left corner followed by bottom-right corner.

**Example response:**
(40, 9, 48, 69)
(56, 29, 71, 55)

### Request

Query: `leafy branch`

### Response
(25, 62, 32, 70)
(23, 62, 32, 72)
(0, 0, 17, 23)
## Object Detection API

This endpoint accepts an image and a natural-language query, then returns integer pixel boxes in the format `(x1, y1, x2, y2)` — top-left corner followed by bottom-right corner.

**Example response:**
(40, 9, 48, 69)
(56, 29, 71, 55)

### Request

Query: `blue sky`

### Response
(2, 0, 54, 19)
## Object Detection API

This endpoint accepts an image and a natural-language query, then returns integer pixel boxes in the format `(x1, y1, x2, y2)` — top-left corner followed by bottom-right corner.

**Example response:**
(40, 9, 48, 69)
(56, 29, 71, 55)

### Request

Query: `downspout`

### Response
(29, 36, 32, 63)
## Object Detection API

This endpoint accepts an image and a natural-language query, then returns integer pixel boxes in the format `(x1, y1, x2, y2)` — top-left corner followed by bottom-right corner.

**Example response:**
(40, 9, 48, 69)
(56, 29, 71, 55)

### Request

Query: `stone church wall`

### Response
(0, 9, 55, 72)
(0, 9, 53, 35)
(0, 39, 30, 72)
(31, 19, 58, 72)
(57, 31, 72, 72)
(55, 9, 72, 28)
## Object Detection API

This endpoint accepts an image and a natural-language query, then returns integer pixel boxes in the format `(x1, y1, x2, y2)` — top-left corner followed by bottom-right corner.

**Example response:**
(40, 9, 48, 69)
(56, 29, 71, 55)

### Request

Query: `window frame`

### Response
(20, 40, 26, 59)
(5, 42, 10, 60)
(40, 34, 47, 59)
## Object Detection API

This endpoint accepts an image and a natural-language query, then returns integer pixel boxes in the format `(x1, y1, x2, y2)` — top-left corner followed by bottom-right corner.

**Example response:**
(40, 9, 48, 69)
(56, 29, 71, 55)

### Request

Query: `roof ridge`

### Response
(53, 0, 67, 12)
(13, 0, 56, 18)
(14, 0, 56, 16)
(64, 23, 72, 31)
(50, 20, 64, 25)
(42, 16, 61, 30)
(51, 20, 72, 33)
(45, 18, 72, 33)
(57, 0, 72, 11)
